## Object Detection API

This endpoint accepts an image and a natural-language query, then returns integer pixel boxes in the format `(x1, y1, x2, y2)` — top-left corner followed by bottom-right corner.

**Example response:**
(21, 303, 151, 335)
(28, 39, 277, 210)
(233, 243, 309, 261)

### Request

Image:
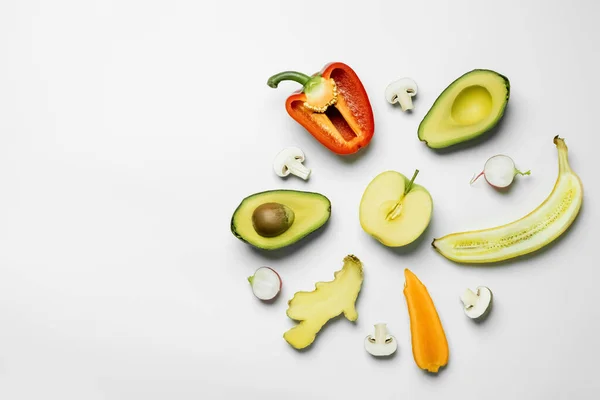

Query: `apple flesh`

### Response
(359, 170, 433, 247)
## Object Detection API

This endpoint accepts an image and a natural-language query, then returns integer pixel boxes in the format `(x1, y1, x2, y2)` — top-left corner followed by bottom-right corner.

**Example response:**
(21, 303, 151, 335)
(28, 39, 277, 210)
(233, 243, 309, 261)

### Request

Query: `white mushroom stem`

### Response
(460, 286, 493, 320)
(460, 288, 479, 309)
(385, 78, 418, 111)
(373, 323, 388, 343)
(364, 322, 397, 357)
(284, 156, 310, 180)
(273, 147, 311, 180)
(397, 92, 414, 111)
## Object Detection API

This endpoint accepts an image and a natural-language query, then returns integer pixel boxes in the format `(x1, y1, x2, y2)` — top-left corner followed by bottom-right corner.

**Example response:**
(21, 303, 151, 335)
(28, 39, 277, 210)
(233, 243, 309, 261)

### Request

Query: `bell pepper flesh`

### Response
(403, 268, 449, 373)
(269, 62, 375, 155)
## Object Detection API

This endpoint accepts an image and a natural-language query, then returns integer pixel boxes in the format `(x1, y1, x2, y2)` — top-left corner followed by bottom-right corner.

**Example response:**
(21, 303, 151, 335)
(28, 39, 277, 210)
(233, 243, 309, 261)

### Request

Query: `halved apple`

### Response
(359, 170, 433, 247)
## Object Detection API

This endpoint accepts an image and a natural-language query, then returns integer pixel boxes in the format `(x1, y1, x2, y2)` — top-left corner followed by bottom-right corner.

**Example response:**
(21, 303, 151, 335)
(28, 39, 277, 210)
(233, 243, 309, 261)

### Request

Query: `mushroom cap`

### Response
(273, 147, 305, 177)
(385, 77, 418, 104)
(364, 335, 397, 356)
(464, 286, 493, 319)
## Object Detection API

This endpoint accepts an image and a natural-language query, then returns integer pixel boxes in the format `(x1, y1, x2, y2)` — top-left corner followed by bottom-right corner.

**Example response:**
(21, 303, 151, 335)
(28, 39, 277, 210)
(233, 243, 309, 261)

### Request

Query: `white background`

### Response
(1, 0, 598, 399)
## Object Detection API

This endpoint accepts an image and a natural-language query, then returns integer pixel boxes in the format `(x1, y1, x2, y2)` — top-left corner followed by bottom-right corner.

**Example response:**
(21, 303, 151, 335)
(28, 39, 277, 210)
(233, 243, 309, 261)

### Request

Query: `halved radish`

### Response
(470, 155, 530, 189)
(248, 267, 281, 301)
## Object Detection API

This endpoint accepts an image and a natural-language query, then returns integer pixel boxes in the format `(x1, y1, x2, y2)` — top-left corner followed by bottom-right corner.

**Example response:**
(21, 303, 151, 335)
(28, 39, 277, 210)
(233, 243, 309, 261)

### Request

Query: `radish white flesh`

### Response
(248, 267, 281, 301)
(470, 155, 530, 188)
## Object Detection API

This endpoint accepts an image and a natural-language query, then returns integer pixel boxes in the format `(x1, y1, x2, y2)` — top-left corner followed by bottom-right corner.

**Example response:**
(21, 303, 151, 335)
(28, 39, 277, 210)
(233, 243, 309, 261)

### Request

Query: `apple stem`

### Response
(386, 169, 420, 221)
(470, 171, 484, 185)
(386, 204, 402, 221)
(404, 169, 420, 196)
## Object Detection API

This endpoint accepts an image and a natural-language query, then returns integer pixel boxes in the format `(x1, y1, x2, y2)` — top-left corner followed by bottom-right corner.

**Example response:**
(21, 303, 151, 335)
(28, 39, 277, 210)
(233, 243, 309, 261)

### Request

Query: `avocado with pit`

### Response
(418, 69, 510, 149)
(231, 189, 331, 250)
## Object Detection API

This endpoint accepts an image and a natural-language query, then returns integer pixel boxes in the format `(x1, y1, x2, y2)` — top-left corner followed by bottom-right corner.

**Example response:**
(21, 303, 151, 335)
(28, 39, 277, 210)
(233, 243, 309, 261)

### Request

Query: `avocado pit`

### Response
(251, 202, 295, 237)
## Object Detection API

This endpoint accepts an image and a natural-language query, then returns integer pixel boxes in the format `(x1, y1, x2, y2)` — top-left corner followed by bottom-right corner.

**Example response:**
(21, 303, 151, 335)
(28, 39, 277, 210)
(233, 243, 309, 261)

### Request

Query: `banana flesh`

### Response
(432, 136, 583, 264)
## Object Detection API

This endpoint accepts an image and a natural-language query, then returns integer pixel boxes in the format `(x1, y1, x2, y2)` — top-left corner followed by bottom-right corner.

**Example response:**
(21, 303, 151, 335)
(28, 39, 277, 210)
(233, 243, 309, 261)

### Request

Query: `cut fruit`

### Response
(418, 69, 510, 149)
(359, 169, 433, 247)
(231, 190, 331, 250)
(248, 267, 282, 301)
(433, 136, 583, 263)
(284, 255, 364, 350)
(404, 269, 449, 373)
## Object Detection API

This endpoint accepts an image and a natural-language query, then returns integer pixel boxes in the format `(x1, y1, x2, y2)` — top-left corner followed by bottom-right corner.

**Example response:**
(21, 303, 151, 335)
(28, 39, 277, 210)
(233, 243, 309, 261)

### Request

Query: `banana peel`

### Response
(284, 255, 364, 350)
(433, 136, 583, 263)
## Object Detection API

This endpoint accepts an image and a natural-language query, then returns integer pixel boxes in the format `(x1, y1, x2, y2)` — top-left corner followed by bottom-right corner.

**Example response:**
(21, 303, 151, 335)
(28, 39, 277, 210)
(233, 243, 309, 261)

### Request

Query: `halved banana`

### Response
(432, 136, 583, 264)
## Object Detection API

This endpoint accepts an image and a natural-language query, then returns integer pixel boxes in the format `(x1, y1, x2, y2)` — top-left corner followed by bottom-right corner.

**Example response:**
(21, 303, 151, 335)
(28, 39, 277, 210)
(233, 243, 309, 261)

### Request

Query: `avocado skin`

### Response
(230, 218, 244, 242)
(230, 189, 331, 250)
(418, 69, 510, 149)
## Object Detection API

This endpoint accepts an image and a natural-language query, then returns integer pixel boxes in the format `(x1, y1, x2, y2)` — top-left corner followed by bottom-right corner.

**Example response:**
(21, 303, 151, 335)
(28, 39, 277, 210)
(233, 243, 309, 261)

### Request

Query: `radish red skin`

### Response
(270, 268, 282, 292)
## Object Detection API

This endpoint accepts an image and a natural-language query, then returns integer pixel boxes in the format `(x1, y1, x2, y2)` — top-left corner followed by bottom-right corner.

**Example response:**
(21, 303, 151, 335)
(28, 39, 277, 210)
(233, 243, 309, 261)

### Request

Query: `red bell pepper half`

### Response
(267, 62, 375, 155)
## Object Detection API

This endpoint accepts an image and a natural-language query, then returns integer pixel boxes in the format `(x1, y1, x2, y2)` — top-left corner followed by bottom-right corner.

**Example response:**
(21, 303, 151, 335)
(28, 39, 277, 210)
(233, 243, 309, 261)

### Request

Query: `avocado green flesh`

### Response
(231, 190, 331, 250)
(418, 69, 510, 149)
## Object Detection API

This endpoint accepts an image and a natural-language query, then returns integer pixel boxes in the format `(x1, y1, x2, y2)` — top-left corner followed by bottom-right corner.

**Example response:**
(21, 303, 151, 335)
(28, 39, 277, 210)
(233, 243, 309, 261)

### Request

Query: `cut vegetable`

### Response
(267, 62, 375, 155)
(404, 269, 449, 373)
(460, 286, 493, 320)
(470, 154, 530, 188)
(284, 255, 364, 350)
(385, 78, 418, 111)
(364, 323, 397, 357)
(433, 136, 583, 264)
(248, 267, 282, 301)
(273, 147, 311, 180)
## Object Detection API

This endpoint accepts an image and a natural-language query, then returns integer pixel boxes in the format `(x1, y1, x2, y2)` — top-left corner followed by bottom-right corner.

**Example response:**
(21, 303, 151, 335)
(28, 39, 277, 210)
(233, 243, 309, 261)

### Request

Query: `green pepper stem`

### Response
(267, 71, 312, 88)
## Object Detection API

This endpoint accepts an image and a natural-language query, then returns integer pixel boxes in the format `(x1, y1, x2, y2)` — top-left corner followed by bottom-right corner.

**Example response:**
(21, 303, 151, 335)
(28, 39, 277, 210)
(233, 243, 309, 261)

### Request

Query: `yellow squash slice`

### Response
(433, 136, 583, 263)
(284, 255, 364, 350)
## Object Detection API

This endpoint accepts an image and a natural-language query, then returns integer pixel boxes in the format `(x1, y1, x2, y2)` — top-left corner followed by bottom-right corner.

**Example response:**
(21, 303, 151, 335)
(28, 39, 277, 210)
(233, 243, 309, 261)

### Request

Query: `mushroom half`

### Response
(460, 286, 493, 320)
(273, 147, 311, 180)
(364, 323, 397, 357)
(385, 78, 418, 111)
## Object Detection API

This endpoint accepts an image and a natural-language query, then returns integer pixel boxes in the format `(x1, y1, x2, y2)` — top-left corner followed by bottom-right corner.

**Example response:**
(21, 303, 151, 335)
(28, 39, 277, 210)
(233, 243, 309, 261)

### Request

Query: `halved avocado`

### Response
(231, 189, 331, 250)
(418, 69, 510, 149)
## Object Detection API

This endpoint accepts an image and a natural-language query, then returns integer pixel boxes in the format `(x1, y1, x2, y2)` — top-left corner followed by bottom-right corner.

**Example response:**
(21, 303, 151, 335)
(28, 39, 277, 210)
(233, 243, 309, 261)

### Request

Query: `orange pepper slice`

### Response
(403, 268, 449, 373)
